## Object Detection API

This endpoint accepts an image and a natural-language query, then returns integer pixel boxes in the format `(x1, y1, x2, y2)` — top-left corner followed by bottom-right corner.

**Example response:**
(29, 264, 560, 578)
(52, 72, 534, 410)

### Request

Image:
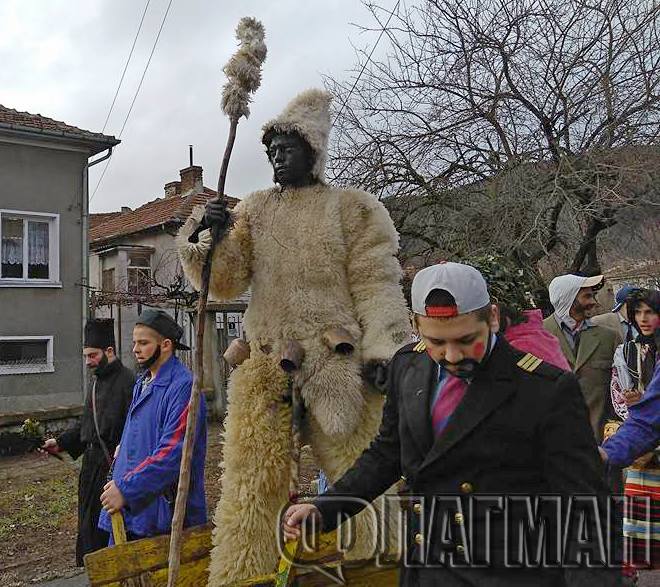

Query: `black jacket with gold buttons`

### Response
(314, 338, 620, 586)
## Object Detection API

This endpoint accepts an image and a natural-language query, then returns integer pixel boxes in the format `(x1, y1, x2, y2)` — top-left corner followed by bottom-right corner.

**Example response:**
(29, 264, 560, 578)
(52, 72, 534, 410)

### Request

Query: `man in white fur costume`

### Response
(177, 88, 410, 584)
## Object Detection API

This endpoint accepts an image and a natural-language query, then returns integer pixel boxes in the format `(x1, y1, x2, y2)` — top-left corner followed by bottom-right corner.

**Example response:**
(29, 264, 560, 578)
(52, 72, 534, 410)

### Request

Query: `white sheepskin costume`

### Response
(177, 89, 411, 585)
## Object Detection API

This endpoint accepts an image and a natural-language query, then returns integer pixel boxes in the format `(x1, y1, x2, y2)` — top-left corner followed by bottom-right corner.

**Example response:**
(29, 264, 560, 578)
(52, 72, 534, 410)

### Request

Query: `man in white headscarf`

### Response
(543, 274, 621, 439)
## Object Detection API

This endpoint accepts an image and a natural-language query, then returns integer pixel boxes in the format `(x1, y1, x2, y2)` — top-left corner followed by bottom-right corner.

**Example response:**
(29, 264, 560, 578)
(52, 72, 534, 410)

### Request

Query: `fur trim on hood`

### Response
(261, 88, 332, 180)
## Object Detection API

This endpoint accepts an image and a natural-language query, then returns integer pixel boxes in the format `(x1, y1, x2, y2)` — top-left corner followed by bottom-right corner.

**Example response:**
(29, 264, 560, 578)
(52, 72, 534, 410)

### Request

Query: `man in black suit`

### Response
(284, 262, 620, 586)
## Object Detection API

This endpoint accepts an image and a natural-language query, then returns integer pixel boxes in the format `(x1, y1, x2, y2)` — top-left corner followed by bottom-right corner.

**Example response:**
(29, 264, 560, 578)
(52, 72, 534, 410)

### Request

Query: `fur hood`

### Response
(261, 88, 332, 181)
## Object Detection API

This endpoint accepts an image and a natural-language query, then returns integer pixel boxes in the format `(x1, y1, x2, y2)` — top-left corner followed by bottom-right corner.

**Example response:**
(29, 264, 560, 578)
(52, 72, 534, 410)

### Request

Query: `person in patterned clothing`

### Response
(607, 289, 660, 579)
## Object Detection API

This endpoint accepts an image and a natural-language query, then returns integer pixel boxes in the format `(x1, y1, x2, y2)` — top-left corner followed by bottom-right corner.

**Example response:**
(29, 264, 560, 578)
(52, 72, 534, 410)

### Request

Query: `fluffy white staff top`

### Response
(221, 17, 267, 120)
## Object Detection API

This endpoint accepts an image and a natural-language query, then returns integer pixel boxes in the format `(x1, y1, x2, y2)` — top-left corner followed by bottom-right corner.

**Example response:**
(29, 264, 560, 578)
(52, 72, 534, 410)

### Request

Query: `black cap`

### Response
(135, 309, 190, 350)
(84, 319, 115, 350)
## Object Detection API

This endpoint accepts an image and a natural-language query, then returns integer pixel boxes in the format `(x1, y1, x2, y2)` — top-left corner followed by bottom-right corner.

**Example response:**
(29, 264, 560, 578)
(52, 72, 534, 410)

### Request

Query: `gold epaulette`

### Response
(413, 341, 426, 353)
(517, 353, 542, 373)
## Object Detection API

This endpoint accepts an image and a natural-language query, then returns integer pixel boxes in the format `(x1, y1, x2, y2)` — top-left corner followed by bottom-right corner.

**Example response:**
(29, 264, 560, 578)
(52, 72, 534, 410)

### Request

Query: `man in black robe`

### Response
(42, 319, 134, 565)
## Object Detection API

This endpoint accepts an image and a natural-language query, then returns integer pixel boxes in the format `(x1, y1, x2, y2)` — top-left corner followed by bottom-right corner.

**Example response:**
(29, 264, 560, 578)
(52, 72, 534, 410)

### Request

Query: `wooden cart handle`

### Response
(111, 511, 128, 545)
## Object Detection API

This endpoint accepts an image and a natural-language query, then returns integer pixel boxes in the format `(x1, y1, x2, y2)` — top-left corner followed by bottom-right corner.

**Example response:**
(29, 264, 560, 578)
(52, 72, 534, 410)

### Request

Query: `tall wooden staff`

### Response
(166, 18, 267, 587)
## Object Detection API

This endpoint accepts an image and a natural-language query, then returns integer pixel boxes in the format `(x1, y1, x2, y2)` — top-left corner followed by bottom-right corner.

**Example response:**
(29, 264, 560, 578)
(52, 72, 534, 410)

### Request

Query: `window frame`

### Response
(0, 209, 60, 287)
(0, 335, 55, 375)
(127, 251, 152, 295)
(127, 266, 152, 295)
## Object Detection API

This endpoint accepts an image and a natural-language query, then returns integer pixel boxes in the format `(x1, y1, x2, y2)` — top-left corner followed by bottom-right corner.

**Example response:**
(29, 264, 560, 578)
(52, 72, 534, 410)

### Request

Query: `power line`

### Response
(331, 0, 401, 181)
(332, 0, 401, 126)
(90, 0, 175, 204)
(101, 0, 152, 134)
(89, 154, 112, 204)
(116, 0, 174, 139)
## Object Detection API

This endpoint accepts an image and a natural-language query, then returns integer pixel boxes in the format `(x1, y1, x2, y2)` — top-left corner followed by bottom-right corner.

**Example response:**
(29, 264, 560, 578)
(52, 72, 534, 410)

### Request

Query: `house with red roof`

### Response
(89, 164, 244, 415)
(0, 104, 119, 416)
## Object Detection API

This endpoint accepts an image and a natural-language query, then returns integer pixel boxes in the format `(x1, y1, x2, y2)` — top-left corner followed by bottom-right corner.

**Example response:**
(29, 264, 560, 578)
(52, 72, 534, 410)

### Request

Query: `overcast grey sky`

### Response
(0, 0, 384, 212)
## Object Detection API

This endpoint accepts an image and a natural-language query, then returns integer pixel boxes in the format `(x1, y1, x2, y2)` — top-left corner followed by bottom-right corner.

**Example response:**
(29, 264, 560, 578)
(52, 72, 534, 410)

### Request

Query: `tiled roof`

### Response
(0, 104, 119, 150)
(89, 212, 123, 230)
(89, 188, 239, 245)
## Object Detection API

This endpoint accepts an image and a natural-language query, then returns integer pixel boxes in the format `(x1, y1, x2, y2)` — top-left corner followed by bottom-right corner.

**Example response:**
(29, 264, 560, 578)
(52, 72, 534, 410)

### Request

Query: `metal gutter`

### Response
(81, 146, 115, 397)
(0, 120, 118, 151)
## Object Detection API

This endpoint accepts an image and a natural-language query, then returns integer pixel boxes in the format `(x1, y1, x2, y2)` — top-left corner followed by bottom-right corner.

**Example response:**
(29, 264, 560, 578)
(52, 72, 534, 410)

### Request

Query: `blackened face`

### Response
(266, 133, 314, 187)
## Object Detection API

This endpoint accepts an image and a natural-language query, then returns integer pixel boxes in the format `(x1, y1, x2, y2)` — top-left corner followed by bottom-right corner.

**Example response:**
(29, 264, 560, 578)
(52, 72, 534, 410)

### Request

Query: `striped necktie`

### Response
(431, 373, 468, 436)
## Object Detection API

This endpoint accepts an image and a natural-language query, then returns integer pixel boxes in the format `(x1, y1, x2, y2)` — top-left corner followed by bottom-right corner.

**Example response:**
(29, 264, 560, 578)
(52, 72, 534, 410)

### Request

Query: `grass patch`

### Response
(0, 475, 77, 541)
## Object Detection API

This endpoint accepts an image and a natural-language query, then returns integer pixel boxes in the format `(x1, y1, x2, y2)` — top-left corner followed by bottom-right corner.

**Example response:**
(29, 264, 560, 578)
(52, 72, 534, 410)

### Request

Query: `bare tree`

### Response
(90, 247, 198, 317)
(327, 0, 660, 274)
(150, 248, 199, 312)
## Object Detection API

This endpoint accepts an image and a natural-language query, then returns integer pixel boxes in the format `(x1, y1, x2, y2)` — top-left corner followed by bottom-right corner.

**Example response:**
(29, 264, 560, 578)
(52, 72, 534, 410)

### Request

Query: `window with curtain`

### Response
(28, 220, 50, 278)
(0, 212, 57, 282)
(1, 217, 23, 278)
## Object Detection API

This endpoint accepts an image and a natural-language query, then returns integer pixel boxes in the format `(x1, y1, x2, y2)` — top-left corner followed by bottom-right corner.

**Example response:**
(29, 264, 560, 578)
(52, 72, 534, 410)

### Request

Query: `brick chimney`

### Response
(164, 181, 181, 198)
(179, 165, 203, 195)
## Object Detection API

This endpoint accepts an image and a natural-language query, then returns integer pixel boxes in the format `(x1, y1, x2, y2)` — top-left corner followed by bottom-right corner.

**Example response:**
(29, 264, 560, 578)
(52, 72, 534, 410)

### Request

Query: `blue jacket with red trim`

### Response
(603, 361, 660, 467)
(98, 355, 207, 538)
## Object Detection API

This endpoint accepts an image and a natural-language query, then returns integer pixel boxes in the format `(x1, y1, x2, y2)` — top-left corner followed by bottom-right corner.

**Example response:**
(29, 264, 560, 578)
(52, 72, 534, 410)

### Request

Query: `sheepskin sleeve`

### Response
(176, 202, 252, 301)
(341, 190, 411, 362)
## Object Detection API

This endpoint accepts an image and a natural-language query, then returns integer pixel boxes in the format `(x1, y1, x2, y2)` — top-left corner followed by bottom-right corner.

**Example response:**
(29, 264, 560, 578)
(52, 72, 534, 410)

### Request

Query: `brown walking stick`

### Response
(166, 18, 267, 587)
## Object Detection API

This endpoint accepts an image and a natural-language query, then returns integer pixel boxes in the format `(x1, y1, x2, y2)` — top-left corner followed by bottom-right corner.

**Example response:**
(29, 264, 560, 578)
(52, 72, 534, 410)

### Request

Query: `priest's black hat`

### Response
(84, 319, 116, 350)
(136, 309, 191, 350)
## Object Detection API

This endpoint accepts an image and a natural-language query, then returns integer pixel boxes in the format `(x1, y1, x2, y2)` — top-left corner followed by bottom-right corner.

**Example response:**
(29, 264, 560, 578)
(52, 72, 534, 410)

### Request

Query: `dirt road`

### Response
(0, 421, 227, 586)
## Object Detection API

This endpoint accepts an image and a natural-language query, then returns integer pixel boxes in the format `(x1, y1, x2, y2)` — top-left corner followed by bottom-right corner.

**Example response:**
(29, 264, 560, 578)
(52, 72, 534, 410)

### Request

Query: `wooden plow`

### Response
(84, 514, 399, 586)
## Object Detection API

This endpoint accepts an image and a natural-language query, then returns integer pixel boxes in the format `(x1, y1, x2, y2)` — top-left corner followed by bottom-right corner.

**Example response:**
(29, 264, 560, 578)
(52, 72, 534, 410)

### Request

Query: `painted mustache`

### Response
(438, 358, 480, 380)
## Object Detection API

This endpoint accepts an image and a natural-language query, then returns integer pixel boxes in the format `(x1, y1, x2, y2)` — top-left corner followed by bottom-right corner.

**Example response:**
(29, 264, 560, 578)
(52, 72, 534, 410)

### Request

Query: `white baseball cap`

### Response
(411, 262, 490, 317)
